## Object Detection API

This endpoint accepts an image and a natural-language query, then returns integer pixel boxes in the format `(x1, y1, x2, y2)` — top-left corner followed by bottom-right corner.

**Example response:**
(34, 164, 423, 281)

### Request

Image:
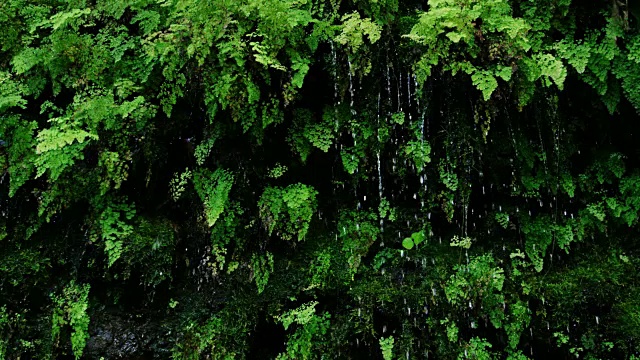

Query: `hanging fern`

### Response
(193, 168, 235, 228)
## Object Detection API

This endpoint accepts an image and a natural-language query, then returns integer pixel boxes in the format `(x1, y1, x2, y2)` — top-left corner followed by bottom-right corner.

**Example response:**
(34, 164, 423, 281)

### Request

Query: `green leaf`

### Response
(411, 231, 426, 245)
(472, 70, 499, 101)
(402, 237, 414, 249)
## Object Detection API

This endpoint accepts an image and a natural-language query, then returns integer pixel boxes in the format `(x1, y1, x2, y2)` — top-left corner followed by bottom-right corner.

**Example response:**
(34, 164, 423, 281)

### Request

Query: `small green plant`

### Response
(268, 164, 288, 178)
(402, 230, 426, 249)
(495, 212, 509, 229)
(251, 252, 274, 294)
(450, 235, 472, 249)
(193, 168, 235, 228)
(379, 336, 394, 360)
(259, 184, 318, 241)
(275, 302, 331, 360)
(51, 281, 90, 359)
(169, 168, 192, 201)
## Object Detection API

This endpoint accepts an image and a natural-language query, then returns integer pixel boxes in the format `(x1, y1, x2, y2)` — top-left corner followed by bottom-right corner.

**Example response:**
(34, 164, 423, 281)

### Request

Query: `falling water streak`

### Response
(348, 58, 355, 113)
(407, 72, 412, 108)
(536, 115, 548, 175)
(551, 118, 561, 264)
(377, 91, 385, 238)
(415, 75, 428, 216)
(413, 75, 420, 106)
(386, 64, 392, 102)
(397, 69, 402, 112)
(331, 41, 340, 131)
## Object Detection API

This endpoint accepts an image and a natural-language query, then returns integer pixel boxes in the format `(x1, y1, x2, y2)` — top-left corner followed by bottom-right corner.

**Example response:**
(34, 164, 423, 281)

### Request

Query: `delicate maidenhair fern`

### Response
(495, 212, 510, 229)
(0, 72, 27, 112)
(335, 12, 382, 53)
(259, 184, 318, 241)
(268, 164, 288, 178)
(2, 116, 37, 197)
(169, 169, 192, 201)
(521, 216, 554, 272)
(472, 70, 499, 101)
(51, 281, 90, 359)
(277, 302, 319, 330)
(99, 202, 135, 267)
(251, 252, 274, 294)
(193, 168, 234, 228)
(340, 149, 359, 175)
(379, 337, 394, 360)
(34, 117, 98, 181)
(275, 302, 330, 360)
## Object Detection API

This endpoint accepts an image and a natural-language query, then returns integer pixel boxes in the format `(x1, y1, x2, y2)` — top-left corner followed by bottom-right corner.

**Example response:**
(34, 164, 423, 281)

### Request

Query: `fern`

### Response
(379, 337, 394, 360)
(99, 202, 135, 267)
(276, 302, 331, 360)
(193, 168, 235, 228)
(471, 70, 499, 101)
(51, 281, 90, 359)
(251, 252, 274, 294)
(335, 12, 382, 53)
(259, 184, 318, 241)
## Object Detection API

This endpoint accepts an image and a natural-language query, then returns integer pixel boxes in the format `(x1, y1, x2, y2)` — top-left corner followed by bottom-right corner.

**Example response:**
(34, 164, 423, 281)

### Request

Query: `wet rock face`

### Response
(84, 314, 158, 359)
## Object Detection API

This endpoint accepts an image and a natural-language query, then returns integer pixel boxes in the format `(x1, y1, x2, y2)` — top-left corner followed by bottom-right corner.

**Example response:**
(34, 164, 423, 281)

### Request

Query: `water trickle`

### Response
(397, 71, 402, 112)
(330, 41, 340, 131)
(348, 59, 355, 113)
(407, 72, 412, 107)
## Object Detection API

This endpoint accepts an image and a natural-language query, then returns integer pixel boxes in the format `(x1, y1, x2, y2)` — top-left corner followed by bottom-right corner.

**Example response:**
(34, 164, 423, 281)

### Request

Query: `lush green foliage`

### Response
(1, 0, 640, 358)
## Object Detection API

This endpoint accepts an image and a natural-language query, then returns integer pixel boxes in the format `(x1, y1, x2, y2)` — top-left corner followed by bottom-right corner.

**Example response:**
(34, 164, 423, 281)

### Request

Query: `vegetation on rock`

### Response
(1, 0, 640, 358)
